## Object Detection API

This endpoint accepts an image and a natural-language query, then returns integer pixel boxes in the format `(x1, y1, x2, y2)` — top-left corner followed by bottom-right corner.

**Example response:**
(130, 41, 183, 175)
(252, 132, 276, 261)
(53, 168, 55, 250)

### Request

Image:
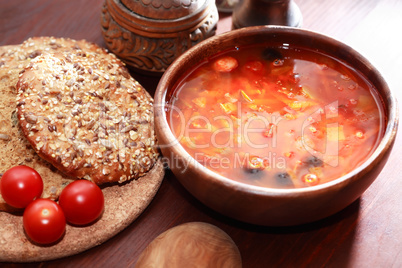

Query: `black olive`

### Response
(275, 172, 293, 186)
(242, 166, 264, 180)
(246, 168, 260, 174)
(304, 156, 323, 167)
(262, 48, 283, 62)
(244, 164, 263, 174)
(243, 156, 265, 174)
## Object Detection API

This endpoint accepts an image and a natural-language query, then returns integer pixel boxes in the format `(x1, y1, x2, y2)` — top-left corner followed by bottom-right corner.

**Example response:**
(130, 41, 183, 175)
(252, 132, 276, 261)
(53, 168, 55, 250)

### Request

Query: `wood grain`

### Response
(0, 0, 401, 267)
(136, 222, 241, 267)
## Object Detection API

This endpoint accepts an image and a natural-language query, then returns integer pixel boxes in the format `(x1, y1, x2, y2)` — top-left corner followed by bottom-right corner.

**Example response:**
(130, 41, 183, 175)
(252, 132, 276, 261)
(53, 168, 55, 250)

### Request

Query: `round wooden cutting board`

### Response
(0, 42, 165, 263)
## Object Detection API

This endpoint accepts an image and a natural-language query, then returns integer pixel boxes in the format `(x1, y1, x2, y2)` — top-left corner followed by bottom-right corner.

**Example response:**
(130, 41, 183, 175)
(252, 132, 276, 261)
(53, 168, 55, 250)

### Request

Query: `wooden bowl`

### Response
(154, 26, 398, 226)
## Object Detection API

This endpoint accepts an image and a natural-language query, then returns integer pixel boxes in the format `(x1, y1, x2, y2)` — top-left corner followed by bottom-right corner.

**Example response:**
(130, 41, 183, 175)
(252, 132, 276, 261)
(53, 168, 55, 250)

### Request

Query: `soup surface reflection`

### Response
(167, 44, 385, 188)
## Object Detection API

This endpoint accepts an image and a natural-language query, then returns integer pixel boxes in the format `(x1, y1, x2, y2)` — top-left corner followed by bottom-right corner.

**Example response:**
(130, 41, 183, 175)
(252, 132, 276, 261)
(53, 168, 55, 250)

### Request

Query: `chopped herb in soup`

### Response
(167, 44, 385, 188)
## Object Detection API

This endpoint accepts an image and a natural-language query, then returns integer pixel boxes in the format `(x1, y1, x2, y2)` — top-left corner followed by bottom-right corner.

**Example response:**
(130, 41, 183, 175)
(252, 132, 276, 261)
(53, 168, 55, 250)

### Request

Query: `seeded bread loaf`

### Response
(0, 41, 75, 208)
(16, 39, 159, 184)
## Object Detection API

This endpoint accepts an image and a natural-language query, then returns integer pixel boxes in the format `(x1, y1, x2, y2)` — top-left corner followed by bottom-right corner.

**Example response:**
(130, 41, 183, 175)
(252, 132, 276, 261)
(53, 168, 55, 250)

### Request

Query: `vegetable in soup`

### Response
(167, 44, 385, 188)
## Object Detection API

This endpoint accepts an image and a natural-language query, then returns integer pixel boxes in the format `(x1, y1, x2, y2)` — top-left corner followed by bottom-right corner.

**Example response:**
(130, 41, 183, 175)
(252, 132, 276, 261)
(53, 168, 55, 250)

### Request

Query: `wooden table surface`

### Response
(1, 0, 401, 267)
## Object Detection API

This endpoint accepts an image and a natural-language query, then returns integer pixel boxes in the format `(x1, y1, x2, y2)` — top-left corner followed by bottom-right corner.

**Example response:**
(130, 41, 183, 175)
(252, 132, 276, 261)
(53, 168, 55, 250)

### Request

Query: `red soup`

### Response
(167, 44, 385, 189)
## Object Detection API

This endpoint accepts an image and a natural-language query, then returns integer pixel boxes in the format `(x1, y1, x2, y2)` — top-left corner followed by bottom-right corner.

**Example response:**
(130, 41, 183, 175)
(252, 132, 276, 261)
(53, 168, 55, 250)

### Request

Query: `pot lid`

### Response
(121, 0, 206, 20)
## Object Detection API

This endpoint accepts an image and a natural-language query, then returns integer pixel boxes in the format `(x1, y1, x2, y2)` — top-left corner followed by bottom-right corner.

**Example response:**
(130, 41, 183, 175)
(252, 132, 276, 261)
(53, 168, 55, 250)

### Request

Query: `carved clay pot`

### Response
(101, 0, 218, 75)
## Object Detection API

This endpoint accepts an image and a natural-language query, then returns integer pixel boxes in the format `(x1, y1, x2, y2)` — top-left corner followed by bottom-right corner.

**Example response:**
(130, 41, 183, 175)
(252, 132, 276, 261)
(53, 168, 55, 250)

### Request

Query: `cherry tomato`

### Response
(23, 198, 66, 244)
(0, 166, 43, 208)
(59, 180, 104, 226)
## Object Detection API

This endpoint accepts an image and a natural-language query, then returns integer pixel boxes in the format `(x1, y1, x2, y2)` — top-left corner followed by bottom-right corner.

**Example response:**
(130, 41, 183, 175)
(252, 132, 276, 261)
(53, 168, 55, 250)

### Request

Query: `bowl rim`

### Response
(154, 25, 399, 196)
